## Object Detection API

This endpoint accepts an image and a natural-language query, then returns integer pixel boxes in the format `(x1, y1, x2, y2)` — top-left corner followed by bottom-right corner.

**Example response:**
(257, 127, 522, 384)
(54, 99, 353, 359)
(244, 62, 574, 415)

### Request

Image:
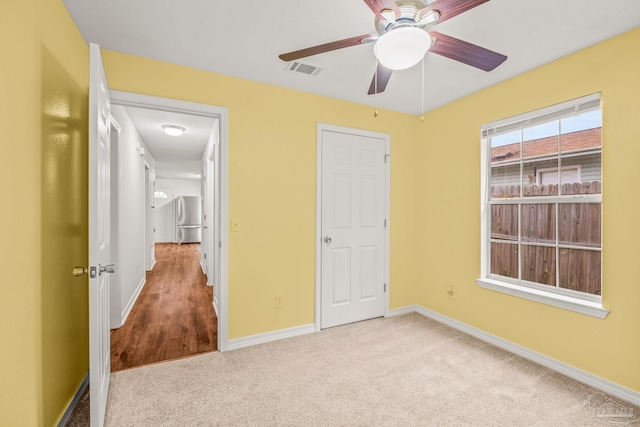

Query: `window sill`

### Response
(476, 278, 610, 319)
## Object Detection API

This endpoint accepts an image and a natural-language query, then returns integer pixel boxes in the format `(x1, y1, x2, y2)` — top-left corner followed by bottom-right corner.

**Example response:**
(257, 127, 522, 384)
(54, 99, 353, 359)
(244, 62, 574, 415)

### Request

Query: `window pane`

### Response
(491, 205, 518, 241)
(521, 204, 555, 244)
(521, 245, 556, 286)
(491, 242, 518, 279)
(490, 130, 521, 164)
(559, 248, 601, 295)
(491, 164, 521, 198)
(523, 158, 559, 197)
(560, 153, 601, 195)
(558, 203, 601, 248)
(561, 110, 601, 152)
(560, 110, 601, 195)
(523, 121, 559, 159)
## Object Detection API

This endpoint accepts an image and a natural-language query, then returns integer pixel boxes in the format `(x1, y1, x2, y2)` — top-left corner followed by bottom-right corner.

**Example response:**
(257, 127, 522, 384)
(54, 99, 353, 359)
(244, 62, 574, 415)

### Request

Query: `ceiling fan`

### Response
(278, 0, 507, 95)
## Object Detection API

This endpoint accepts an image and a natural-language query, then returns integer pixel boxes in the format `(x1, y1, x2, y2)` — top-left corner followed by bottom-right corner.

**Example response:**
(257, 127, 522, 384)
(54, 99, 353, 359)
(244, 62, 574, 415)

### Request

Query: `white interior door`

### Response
(320, 128, 388, 329)
(154, 188, 174, 243)
(89, 43, 113, 427)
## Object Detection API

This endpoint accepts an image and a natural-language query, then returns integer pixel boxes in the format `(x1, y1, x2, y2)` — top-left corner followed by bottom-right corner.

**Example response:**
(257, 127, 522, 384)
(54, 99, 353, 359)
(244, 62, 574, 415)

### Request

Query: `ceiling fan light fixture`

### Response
(374, 27, 431, 71)
(162, 125, 186, 136)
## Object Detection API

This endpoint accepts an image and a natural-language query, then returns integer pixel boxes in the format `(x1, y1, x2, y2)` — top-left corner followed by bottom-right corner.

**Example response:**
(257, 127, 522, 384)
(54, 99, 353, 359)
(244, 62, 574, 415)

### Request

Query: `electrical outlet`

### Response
(275, 294, 284, 309)
(446, 285, 455, 299)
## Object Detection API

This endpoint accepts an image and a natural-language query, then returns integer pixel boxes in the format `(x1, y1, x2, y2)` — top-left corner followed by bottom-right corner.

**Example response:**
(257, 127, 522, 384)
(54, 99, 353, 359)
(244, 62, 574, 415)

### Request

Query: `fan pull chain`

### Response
(374, 59, 378, 118)
(421, 57, 425, 123)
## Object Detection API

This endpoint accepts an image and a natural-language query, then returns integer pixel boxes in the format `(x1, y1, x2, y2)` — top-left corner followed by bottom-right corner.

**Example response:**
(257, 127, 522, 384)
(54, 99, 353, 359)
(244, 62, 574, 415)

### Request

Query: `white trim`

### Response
(315, 123, 391, 331)
(489, 194, 602, 205)
(477, 278, 609, 318)
(200, 260, 206, 274)
(226, 324, 316, 351)
(119, 276, 146, 327)
(150, 259, 157, 270)
(110, 91, 229, 352)
(57, 372, 89, 427)
(213, 297, 219, 318)
(388, 305, 640, 406)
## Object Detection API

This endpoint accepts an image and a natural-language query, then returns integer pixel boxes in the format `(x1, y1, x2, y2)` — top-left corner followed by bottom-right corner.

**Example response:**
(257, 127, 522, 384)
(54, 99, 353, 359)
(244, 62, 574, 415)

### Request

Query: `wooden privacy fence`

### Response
(490, 181, 601, 295)
(491, 181, 602, 198)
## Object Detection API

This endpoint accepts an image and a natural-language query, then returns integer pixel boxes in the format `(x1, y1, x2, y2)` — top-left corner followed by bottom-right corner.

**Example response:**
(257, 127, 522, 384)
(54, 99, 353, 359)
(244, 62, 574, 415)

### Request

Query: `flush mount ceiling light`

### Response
(162, 125, 186, 136)
(374, 26, 431, 70)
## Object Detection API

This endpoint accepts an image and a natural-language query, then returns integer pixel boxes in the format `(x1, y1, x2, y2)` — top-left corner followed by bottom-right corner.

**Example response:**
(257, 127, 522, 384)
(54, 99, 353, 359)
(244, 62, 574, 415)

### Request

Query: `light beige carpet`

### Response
(105, 313, 638, 426)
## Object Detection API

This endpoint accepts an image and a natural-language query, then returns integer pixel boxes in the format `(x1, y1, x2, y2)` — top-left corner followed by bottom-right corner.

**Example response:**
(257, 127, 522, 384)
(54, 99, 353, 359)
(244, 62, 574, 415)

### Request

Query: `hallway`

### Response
(110, 243, 218, 371)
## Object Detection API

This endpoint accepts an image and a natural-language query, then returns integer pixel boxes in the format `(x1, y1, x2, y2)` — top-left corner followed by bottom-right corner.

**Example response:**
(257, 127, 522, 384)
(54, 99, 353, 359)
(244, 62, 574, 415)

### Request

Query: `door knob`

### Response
(72, 267, 88, 277)
(323, 236, 332, 244)
(99, 264, 116, 275)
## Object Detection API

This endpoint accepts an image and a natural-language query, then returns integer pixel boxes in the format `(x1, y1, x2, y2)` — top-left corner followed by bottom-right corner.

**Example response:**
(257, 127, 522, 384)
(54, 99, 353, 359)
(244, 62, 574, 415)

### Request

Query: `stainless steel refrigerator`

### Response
(177, 196, 201, 244)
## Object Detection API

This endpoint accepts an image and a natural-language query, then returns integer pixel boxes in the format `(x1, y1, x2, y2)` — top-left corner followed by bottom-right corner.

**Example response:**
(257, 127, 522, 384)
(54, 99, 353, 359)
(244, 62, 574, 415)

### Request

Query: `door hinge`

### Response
(384, 283, 387, 292)
(384, 219, 387, 228)
(219, 241, 222, 248)
(204, 253, 207, 259)
(384, 154, 390, 163)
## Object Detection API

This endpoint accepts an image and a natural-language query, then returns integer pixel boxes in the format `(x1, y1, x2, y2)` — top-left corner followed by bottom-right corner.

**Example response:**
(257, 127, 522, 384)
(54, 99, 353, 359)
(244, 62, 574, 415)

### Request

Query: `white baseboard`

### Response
(148, 258, 157, 271)
(200, 260, 206, 275)
(213, 296, 219, 318)
(121, 276, 146, 326)
(57, 372, 88, 427)
(388, 305, 640, 406)
(227, 323, 316, 351)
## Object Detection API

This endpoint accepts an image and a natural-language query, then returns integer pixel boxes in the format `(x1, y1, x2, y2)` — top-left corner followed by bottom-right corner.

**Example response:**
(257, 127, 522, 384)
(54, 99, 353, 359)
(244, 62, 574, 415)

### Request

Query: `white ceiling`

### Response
(70, 0, 639, 179)
(63, 0, 640, 116)
(121, 105, 216, 180)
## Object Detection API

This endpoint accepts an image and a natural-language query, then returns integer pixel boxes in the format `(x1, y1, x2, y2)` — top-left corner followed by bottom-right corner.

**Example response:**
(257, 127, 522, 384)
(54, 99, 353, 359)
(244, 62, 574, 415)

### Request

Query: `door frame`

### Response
(143, 161, 155, 271)
(315, 123, 391, 331)
(110, 90, 230, 352)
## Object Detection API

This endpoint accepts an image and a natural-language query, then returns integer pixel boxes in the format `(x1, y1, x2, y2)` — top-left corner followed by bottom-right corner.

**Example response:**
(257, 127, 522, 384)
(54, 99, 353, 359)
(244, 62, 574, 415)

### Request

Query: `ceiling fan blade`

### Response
(430, 32, 507, 71)
(363, 0, 402, 20)
(419, 0, 489, 24)
(279, 34, 378, 62)
(368, 63, 393, 95)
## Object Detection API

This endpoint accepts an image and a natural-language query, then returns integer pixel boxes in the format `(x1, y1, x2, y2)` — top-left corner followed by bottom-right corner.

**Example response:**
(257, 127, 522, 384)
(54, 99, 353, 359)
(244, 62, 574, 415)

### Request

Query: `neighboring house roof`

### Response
(491, 128, 601, 162)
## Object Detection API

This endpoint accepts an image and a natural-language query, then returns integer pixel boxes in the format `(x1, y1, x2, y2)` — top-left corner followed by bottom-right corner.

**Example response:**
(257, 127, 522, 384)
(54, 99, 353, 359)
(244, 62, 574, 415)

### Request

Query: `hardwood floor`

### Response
(110, 243, 217, 372)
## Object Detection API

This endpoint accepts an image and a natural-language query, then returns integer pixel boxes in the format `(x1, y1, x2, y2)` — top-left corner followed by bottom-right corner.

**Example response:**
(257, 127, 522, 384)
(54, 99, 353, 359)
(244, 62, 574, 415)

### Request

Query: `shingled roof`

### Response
(491, 128, 601, 162)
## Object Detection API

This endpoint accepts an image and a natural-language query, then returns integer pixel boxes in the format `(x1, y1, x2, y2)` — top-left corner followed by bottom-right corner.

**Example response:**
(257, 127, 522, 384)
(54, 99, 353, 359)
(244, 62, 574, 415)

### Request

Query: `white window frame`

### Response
(478, 93, 609, 319)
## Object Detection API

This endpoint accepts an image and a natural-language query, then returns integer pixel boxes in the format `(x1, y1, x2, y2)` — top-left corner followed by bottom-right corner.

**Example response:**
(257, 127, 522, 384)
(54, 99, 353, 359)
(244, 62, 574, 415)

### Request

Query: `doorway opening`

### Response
(107, 91, 229, 371)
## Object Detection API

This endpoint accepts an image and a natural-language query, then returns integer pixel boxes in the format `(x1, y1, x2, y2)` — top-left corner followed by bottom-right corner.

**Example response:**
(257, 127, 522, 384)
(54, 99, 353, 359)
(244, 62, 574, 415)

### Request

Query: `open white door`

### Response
(89, 43, 113, 427)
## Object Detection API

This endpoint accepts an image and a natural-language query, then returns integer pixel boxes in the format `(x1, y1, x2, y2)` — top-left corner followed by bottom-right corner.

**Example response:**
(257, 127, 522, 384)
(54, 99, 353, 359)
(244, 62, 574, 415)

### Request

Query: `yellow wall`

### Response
(101, 51, 421, 339)
(416, 28, 640, 393)
(3, 1, 637, 423)
(0, 0, 89, 425)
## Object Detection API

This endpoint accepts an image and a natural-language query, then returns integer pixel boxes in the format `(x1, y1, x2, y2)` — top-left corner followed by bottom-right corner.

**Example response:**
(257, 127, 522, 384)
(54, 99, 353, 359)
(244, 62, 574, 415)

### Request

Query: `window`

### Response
(478, 94, 608, 318)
